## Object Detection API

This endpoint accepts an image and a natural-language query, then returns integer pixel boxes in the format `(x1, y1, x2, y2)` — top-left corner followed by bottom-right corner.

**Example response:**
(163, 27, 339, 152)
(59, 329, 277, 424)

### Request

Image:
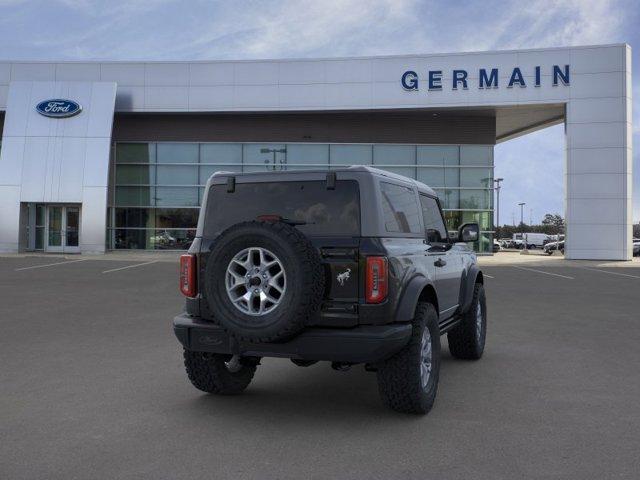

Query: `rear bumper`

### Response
(173, 313, 412, 364)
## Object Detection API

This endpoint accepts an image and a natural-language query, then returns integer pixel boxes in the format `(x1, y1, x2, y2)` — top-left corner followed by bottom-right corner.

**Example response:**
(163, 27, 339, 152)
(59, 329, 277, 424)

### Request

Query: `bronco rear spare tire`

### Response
(205, 221, 325, 343)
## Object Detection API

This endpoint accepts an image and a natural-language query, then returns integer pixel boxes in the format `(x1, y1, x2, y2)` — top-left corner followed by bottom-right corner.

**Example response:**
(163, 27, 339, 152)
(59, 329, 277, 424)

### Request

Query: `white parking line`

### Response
(511, 266, 574, 280)
(102, 260, 159, 274)
(578, 266, 640, 279)
(483, 274, 494, 279)
(15, 259, 87, 271)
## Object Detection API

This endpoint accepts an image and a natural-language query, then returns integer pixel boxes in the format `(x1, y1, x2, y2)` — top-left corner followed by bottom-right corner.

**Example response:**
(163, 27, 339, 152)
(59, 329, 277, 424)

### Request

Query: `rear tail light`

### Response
(366, 256, 388, 304)
(179, 254, 197, 297)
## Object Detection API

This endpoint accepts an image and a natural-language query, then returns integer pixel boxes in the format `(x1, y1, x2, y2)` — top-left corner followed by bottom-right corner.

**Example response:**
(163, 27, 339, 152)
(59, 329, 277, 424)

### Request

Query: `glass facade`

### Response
(109, 142, 494, 252)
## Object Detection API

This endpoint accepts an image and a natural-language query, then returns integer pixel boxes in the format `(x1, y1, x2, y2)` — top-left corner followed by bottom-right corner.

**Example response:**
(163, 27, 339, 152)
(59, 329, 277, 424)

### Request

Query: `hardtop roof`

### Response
(210, 165, 437, 196)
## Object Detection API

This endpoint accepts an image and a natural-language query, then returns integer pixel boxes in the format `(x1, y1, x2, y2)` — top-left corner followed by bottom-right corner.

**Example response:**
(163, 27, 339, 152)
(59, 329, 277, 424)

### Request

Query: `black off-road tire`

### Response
(448, 283, 486, 360)
(205, 221, 325, 343)
(183, 350, 256, 395)
(376, 302, 441, 415)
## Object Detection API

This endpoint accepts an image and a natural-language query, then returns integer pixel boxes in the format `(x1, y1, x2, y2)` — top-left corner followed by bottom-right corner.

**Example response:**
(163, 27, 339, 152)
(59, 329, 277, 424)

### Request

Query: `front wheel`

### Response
(376, 302, 441, 414)
(448, 283, 487, 360)
(183, 350, 257, 395)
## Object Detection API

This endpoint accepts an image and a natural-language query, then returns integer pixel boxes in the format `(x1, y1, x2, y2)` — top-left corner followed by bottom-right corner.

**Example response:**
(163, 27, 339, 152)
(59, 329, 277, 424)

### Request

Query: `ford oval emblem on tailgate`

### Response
(36, 99, 82, 118)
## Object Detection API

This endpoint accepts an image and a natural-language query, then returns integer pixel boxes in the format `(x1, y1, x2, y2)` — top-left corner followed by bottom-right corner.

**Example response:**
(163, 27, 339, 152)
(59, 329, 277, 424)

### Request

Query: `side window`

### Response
(419, 194, 448, 244)
(380, 182, 422, 234)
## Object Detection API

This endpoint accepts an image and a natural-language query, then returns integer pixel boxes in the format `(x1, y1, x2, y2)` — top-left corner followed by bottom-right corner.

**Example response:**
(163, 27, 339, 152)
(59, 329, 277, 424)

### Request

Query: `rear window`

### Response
(204, 180, 360, 237)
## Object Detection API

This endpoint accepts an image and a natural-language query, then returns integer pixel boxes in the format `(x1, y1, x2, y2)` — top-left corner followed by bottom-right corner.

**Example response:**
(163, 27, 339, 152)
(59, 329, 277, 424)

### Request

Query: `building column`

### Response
(564, 45, 633, 260)
(79, 187, 108, 254)
(0, 190, 21, 252)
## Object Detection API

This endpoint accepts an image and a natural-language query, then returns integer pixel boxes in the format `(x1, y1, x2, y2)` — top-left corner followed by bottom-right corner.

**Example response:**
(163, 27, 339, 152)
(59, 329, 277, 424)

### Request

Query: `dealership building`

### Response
(0, 44, 633, 259)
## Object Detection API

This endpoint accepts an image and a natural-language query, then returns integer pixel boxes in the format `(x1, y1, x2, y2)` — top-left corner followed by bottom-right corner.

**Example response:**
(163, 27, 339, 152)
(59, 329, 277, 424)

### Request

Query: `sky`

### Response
(0, 0, 638, 225)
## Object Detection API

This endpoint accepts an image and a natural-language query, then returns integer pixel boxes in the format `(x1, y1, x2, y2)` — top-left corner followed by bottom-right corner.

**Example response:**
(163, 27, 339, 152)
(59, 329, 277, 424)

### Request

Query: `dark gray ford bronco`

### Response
(173, 166, 487, 414)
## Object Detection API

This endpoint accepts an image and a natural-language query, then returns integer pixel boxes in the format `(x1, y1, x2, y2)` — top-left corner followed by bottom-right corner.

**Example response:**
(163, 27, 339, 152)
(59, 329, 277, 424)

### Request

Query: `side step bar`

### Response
(438, 316, 462, 335)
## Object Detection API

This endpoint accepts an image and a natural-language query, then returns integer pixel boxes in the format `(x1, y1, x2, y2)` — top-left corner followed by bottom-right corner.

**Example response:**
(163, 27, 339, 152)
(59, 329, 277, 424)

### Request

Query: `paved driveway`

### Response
(1, 256, 639, 479)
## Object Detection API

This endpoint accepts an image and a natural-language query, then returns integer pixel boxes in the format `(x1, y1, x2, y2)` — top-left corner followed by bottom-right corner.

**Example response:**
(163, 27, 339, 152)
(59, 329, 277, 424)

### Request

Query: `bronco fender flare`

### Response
(459, 265, 483, 314)
(395, 275, 437, 323)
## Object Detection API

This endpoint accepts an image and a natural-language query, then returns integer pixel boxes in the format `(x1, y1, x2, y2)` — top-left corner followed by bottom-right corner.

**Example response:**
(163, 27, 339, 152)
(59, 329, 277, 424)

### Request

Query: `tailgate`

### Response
(317, 244, 360, 325)
(320, 246, 359, 302)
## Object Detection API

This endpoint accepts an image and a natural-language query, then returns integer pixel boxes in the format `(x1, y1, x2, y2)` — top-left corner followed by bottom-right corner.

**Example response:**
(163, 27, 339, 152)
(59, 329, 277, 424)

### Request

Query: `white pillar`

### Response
(564, 45, 632, 260)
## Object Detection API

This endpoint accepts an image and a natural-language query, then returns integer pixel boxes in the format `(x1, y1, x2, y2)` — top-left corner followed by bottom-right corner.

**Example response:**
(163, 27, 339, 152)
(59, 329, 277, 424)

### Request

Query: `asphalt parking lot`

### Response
(2, 255, 640, 479)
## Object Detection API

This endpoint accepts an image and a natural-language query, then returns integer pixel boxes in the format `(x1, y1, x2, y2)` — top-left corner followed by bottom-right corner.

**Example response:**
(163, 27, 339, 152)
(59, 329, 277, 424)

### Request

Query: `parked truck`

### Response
(513, 232, 551, 249)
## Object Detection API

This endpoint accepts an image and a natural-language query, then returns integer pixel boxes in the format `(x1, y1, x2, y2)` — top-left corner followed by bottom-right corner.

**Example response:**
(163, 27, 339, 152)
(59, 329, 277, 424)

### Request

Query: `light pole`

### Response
(518, 202, 526, 226)
(518, 202, 527, 253)
(494, 178, 503, 229)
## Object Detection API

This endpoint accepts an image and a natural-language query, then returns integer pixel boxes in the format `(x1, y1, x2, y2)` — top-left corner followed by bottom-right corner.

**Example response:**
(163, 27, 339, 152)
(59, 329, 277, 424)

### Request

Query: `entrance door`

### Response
(64, 206, 80, 253)
(45, 205, 81, 253)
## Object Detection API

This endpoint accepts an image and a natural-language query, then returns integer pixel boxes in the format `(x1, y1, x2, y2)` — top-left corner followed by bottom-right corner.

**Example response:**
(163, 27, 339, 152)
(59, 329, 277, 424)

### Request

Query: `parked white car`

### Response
(544, 240, 565, 255)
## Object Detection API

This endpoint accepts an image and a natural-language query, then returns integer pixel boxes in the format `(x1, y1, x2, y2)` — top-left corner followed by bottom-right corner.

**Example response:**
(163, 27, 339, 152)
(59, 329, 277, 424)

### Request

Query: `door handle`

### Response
(434, 258, 447, 267)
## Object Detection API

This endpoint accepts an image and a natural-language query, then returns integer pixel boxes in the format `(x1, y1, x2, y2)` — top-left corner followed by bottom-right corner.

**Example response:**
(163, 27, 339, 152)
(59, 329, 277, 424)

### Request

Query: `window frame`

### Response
(418, 192, 450, 246)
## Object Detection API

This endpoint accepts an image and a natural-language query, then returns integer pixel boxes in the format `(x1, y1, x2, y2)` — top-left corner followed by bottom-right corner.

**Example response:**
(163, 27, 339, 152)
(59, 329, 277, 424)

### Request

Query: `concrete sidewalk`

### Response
(0, 251, 181, 262)
(479, 251, 640, 268)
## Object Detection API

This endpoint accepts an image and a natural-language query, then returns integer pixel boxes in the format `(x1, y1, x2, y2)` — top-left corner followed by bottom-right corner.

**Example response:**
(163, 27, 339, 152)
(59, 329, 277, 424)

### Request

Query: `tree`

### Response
(495, 214, 565, 239)
(542, 213, 564, 228)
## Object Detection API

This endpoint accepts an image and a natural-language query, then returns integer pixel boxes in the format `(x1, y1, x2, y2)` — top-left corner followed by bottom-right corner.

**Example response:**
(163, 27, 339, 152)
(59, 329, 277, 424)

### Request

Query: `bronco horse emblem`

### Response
(336, 268, 351, 286)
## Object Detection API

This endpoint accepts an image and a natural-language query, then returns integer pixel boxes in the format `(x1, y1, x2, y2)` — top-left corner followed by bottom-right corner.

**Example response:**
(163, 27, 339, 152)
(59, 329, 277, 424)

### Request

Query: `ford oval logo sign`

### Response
(36, 99, 82, 118)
